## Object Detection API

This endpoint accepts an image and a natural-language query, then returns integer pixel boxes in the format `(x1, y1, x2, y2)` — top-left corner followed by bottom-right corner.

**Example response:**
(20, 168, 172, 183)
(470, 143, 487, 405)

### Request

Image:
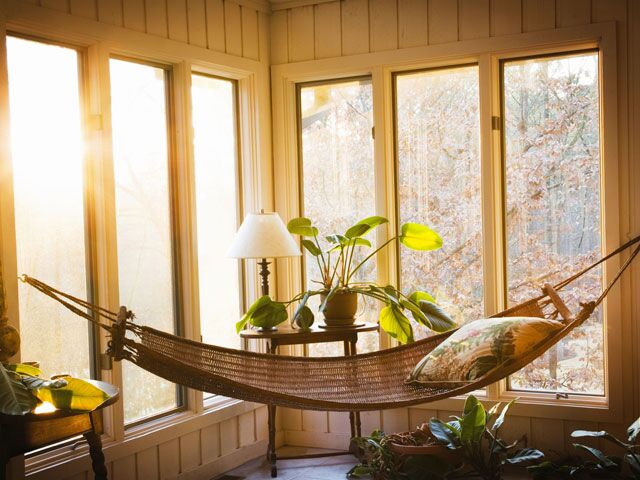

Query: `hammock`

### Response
(21, 234, 640, 412)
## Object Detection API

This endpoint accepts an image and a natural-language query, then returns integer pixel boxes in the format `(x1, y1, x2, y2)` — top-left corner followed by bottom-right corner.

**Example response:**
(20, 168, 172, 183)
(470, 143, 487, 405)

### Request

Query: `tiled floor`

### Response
(216, 446, 360, 480)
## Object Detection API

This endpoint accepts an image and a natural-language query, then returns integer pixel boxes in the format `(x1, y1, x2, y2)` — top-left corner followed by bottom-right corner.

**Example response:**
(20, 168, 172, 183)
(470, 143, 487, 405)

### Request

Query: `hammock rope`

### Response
(19, 233, 640, 412)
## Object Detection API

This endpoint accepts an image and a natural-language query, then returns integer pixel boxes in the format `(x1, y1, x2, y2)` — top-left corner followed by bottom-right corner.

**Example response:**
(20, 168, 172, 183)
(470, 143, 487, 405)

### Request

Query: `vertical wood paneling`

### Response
(239, 411, 257, 446)
(302, 410, 328, 433)
(288, 5, 315, 62)
(205, 0, 226, 52)
(370, 0, 398, 52)
(241, 6, 260, 60)
(70, 0, 98, 20)
(146, 0, 169, 38)
(531, 418, 565, 455)
(64, 472, 87, 480)
(225, 0, 243, 57)
(136, 446, 159, 480)
(112, 455, 136, 480)
(258, 11, 270, 63)
(556, 0, 591, 27)
(341, 0, 369, 55)
(314, 1, 342, 59)
(167, 0, 189, 43)
(158, 438, 180, 478)
(522, 0, 555, 31)
(97, 0, 123, 26)
(359, 411, 381, 435)
(382, 408, 410, 433)
(123, 0, 146, 33)
(490, 0, 521, 36)
(397, 0, 428, 49)
(408, 408, 437, 429)
(255, 406, 270, 441)
(202, 423, 222, 464)
(270, 9, 288, 64)
(499, 415, 531, 444)
(41, 0, 70, 13)
(328, 412, 351, 434)
(187, 0, 208, 47)
(428, 0, 458, 44)
(180, 431, 202, 472)
(281, 407, 303, 430)
(459, 0, 490, 40)
(220, 417, 239, 456)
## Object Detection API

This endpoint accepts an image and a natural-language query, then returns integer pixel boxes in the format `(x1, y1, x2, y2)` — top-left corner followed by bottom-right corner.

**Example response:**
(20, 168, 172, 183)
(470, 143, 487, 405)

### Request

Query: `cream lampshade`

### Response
(227, 211, 300, 296)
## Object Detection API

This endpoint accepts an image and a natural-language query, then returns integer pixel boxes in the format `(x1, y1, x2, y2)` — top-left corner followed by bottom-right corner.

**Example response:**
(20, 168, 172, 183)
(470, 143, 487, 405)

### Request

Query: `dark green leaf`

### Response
(287, 217, 319, 237)
(294, 305, 314, 330)
(0, 363, 37, 415)
(401, 298, 430, 328)
(399, 223, 443, 251)
(403, 454, 456, 479)
(237, 296, 288, 332)
(328, 238, 371, 252)
(237, 295, 272, 333)
(418, 300, 457, 332)
(429, 418, 459, 449)
(492, 399, 516, 431)
(379, 305, 413, 344)
(22, 376, 67, 390)
(319, 285, 341, 312)
(629, 416, 640, 443)
(505, 448, 545, 464)
(626, 453, 640, 477)
(345, 223, 370, 239)
(573, 444, 617, 468)
(572, 430, 608, 438)
(325, 234, 346, 244)
(301, 239, 321, 256)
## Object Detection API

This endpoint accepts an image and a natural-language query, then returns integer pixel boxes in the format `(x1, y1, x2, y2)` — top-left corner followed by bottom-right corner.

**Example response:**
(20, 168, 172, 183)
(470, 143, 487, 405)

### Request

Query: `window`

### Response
(109, 58, 181, 424)
(503, 52, 603, 395)
(7, 36, 94, 379)
(395, 65, 483, 339)
(298, 78, 378, 355)
(191, 73, 242, 400)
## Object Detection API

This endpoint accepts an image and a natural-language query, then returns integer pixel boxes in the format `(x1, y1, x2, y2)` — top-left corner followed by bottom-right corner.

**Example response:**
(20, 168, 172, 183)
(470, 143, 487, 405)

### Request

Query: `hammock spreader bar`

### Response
(19, 234, 640, 412)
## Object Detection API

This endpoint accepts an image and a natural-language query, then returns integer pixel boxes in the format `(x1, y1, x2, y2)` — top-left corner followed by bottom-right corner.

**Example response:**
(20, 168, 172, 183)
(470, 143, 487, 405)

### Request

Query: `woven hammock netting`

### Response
(20, 234, 640, 412)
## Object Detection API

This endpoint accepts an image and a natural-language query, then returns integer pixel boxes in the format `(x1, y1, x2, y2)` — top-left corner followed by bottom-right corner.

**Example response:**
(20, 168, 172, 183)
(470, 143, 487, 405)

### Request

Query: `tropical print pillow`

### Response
(407, 317, 563, 384)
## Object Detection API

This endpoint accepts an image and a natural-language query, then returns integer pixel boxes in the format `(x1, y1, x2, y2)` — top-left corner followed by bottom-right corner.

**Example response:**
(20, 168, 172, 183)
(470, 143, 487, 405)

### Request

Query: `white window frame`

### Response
(0, 6, 270, 473)
(272, 21, 625, 424)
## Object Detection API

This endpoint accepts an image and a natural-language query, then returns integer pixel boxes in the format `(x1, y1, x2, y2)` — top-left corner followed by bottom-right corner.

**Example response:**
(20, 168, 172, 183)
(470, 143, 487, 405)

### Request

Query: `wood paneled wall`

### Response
(21, 0, 268, 61)
(271, 0, 640, 459)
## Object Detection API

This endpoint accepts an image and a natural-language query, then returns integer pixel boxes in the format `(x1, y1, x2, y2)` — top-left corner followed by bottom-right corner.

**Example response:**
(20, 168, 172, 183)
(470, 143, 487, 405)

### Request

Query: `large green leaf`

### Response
(287, 217, 319, 237)
(460, 396, 486, 445)
(400, 298, 430, 327)
(0, 363, 37, 415)
(35, 377, 108, 411)
(325, 234, 346, 245)
(22, 376, 67, 390)
(236, 296, 288, 332)
(4, 362, 42, 377)
(408, 291, 436, 304)
(573, 444, 618, 468)
(429, 418, 460, 449)
(345, 216, 388, 239)
(379, 305, 413, 344)
(418, 301, 456, 332)
(399, 223, 443, 251)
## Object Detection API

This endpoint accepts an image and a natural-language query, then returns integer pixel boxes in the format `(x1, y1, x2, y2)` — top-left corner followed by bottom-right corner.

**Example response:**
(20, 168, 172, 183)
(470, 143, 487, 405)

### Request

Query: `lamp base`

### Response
(257, 326, 278, 332)
(258, 258, 271, 297)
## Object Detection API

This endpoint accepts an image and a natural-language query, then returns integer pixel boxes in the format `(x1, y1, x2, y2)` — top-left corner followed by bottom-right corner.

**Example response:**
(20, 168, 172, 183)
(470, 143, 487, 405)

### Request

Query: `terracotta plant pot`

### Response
(321, 290, 358, 327)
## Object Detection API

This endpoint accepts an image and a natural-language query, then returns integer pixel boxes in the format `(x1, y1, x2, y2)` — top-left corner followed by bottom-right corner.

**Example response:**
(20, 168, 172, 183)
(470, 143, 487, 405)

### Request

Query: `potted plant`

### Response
(236, 215, 456, 343)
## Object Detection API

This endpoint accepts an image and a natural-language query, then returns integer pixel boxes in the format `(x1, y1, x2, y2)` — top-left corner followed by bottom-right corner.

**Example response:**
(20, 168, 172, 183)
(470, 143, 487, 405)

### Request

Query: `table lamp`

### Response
(227, 210, 301, 296)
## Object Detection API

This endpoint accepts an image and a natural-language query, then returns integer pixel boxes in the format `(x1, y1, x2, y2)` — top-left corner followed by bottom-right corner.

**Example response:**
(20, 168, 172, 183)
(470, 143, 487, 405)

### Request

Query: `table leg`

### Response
(267, 404, 277, 478)
(0, 431, 7, 480)
(84, 412, 108, 480)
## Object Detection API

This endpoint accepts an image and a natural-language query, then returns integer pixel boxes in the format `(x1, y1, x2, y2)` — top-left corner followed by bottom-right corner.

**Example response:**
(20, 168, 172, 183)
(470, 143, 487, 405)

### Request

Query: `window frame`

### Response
(0, 14, 268, 471)
(272, 21, 624, 423)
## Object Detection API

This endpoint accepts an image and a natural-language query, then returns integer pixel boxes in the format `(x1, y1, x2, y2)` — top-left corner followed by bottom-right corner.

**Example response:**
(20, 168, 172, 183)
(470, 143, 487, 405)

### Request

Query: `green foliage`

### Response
(235, 295, 288, 332)
(267, 215, 454, 343)
(351, 395, 544, 480)
(0, 363, 108, 415)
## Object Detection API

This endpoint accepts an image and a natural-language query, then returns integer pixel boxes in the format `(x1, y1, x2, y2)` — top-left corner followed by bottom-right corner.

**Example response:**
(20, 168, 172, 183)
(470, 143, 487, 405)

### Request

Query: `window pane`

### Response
(299, 78, 378, 355)
(503, 52, 603, 395)
(191, 74, 241, 399)
(7, 36, 91, 378)
(110, 59, 179, 422)
(396, 66, 483, 339)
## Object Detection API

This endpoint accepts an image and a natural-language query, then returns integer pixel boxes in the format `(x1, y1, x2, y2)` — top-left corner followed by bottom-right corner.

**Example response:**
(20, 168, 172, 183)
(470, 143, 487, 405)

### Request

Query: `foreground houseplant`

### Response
(236, 215, 456, 343)
(350, 395, 544, 480)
